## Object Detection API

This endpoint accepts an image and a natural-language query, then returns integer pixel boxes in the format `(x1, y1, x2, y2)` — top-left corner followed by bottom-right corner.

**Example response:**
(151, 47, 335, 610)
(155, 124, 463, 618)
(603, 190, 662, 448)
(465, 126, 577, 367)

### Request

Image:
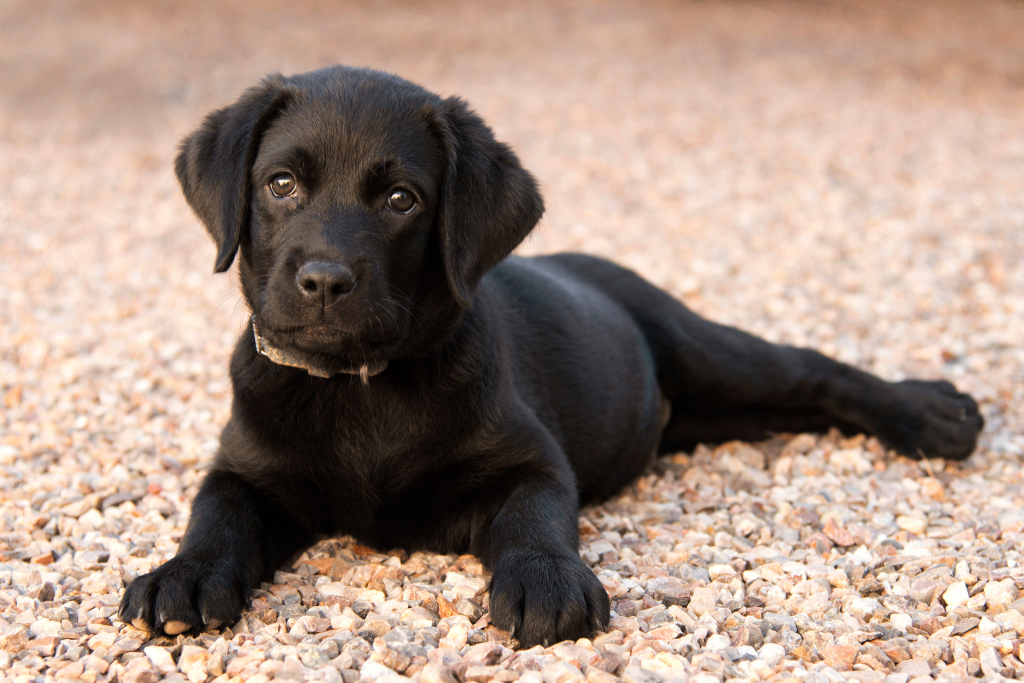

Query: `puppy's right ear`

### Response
(175, 75, 294, 273)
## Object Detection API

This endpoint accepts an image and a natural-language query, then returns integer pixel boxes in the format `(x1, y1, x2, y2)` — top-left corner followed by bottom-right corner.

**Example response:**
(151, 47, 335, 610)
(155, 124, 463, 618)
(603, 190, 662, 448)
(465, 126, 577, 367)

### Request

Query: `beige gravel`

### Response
(2, 1, 1024, 682)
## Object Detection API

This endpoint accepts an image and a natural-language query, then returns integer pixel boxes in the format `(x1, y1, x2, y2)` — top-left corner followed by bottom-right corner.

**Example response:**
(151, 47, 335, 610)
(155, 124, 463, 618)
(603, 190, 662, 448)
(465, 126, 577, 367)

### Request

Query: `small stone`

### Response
(942, 581, 969, 608)
(758, 643, 785, 667)
(895, 659, 932, 677)
(109, 638, 144, 657)
(122, 663, 161, 683)
(454, 599, 484, 620)
(339, 600, 367, 621)
(827, 569, 850, 588)
(708, 564, 737, 581)
(881, 640, 912, 664)
(101, 491, 144, 510)
(849, 597, 881, 618)
(542, 660, 585, 683)
(646, 578, 691, 607)
(647, 624, 682, 641)
(299, 644, 332, 669)
(822, 518, 855, 546)
(61, 498, 97, 518)
(420, 663, 457, 683)
(226, 652, 266, 677)
(980, 647, 1010, 678)
(358, 619, 392, 640)
(621, 664, 662, 683)
(32, 582, 55, 602)
(820, 645, 858, 671)
(74, 549, 110, 566)
(889, 613, 912, 633)
(895, 516, 927, 535)
(313, 666, 345, 683)
(950, 617, 980, 636)
(802, 631, 834, 650)
(979, 617, 1002, 635)
(986, 579, 1020, 608)
(29, 618, 61, 639)
(908, 639, 951, 664)
(401, 606, 438, 629)
(551, 642, 595, 669)
(920, 477, 944, 499)
(731, 625, 763, 649)
(177, 646, 209, 673)
(361, 659, 398, 680)
(26, 636, 58, 657)
(0, 626, 29, 652)
(55, 661, 86, 680)
(144, 646, 177, 674)
(967, 593, 988, 611)
(438, 594, 459, 618)
(994, 609, 1024, 635)
(254, 607, 278, 624)
(909, 578, 942, 605)
(856, 644, 893, 673)
(301, 558, 336, 575)
(296, 615, 331, 633)
(588, 650, 621, 674)
(454, 642, 496, 666)
(86, 630, 116, 651)
(465, 665, 503, 682)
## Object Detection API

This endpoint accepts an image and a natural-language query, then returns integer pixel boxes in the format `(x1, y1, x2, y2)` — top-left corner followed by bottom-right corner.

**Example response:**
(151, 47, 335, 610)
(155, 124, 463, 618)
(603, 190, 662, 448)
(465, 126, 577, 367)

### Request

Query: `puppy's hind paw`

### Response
(880, 379, 984, 461)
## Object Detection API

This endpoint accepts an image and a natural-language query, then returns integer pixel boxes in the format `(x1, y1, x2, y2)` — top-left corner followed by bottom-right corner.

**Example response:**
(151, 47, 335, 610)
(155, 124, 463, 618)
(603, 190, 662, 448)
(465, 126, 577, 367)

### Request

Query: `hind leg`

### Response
(652, 315, 982, 459)
(548, 254, 983, 460)
(658, 404, 864, 454)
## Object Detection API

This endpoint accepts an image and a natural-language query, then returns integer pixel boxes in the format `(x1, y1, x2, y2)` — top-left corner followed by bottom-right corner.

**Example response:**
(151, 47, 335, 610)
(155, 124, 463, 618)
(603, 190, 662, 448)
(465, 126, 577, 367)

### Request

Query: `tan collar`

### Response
(252, 318, 387, 383)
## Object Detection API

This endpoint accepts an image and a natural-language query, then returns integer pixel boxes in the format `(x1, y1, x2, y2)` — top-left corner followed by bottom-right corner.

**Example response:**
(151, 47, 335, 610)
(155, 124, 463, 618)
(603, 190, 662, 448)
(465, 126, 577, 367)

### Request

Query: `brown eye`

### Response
(387, 188, 416, 214)
(270, 173, 296, 198)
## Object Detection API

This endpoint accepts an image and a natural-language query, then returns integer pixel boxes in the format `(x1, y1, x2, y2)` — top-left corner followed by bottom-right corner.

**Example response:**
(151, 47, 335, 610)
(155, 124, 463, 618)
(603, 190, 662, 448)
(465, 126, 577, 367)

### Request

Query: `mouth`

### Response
(251, 318, 390, 380)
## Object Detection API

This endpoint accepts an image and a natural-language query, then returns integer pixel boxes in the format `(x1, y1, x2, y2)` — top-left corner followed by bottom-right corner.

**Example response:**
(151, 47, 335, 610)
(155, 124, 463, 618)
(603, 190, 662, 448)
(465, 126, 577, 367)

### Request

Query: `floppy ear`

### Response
(175, 74, 295, 273)
(436, 97, 544, 308)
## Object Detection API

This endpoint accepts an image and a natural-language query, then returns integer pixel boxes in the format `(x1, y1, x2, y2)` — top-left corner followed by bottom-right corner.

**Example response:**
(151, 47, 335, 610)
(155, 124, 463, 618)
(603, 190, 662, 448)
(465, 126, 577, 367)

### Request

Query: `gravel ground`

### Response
(2, 1, 1024, 682)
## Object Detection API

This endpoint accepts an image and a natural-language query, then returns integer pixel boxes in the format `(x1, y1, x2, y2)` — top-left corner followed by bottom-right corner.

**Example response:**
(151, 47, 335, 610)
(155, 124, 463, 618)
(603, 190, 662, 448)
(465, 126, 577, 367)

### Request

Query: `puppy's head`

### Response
(175, 66, 543, 373)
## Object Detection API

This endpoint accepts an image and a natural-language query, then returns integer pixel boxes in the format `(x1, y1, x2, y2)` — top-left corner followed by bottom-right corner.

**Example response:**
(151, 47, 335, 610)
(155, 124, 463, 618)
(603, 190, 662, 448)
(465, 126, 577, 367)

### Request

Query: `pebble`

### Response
(890, 614, 913, 633)
(942, 582, 970, 609)
(895, 516, 928, 536)
(143, 646, 177, 674)
(985, 579, 1020, 608)
(758, 643, 786, 667)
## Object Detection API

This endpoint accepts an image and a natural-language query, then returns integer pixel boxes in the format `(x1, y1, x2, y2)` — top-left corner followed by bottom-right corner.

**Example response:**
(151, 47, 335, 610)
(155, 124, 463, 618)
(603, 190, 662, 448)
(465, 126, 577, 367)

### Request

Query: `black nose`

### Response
(295, 261, 356, 304)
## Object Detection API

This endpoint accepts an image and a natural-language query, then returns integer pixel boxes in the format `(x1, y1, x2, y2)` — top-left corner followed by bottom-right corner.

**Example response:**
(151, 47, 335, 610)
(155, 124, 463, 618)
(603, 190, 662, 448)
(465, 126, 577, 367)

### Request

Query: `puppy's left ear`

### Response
(175, 74, 295, 273)
(435, 97, 544, 308)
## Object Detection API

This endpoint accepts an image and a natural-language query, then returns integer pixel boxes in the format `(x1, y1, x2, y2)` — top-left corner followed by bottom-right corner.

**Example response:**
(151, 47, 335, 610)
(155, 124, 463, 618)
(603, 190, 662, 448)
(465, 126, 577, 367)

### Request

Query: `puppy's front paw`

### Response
(119, 555, 247, 635)
(489, 550, 610, 648)
(880, 379, 984, 460)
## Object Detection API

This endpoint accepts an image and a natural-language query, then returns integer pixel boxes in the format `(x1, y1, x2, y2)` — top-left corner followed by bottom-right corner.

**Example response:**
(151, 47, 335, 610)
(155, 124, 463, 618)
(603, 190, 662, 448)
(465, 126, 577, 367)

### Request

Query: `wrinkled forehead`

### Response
(256, 74, 445, 181)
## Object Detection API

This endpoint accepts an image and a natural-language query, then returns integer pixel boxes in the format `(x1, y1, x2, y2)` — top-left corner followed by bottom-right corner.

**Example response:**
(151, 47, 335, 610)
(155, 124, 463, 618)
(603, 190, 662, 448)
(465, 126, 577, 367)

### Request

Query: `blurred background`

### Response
(1, 0, 1023, 471)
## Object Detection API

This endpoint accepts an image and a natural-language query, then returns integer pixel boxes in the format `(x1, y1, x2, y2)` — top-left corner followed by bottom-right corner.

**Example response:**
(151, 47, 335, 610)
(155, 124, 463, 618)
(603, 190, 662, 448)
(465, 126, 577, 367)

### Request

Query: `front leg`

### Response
(119, 470, 314, 635)
(476, 431, 610, 648)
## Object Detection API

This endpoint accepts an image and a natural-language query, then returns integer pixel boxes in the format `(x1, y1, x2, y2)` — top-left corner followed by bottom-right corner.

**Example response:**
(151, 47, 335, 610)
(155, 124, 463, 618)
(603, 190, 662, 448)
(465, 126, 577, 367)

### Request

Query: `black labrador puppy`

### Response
(120, 65, 983, 648)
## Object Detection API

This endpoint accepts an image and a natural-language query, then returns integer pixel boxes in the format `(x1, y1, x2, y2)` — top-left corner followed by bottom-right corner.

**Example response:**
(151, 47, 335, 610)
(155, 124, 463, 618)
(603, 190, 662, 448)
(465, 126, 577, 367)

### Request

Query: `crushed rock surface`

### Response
(2, 1, 1024, 682)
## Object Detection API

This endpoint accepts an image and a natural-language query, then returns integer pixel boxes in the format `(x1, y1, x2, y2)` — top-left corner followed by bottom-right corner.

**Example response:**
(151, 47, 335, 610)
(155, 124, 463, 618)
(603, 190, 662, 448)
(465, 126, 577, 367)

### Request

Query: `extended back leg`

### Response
(651, 308, 982, 459)
(550, 254, 983, 460)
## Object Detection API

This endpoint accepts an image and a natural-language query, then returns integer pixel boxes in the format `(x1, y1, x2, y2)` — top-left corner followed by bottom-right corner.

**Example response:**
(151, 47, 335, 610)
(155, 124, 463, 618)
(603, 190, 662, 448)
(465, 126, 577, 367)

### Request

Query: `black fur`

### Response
(120, 66, 984, 648)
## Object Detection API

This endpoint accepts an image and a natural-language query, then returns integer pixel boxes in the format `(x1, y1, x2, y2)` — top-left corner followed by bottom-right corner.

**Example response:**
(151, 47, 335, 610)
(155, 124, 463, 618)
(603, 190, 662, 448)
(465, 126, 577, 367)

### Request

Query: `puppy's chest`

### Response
(244, 391, 453, 511)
